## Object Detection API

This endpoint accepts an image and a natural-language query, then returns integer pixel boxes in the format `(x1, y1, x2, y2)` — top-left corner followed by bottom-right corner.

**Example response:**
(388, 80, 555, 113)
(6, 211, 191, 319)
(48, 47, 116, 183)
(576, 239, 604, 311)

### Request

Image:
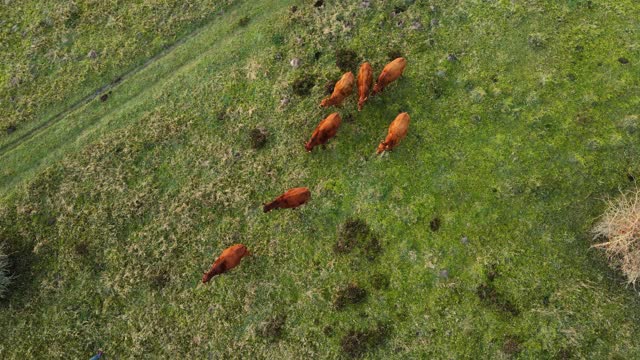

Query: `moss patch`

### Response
(335, 49, 360, 73)
(429, 217, 441, 231)
(150, 269, 170, 290)
(369, 273, 390, 290)
(292, 74, 315, 96)
(502, 336, 522, 356)
(340, 322, 390, 358)
(238, 16, 251, 27)
(334, 283, 368, 310)
(476, 283, 519, 316)
(249, 128, 268, 149)
(335, 218, 382, 261)
(258, 313, 287, 341)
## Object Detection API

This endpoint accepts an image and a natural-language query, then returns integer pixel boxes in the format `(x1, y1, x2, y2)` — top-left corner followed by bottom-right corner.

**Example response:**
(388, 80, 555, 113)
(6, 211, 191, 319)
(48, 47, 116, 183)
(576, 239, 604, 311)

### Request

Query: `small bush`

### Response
(592, 189, 640, 284)
(0, 245, 11, 299)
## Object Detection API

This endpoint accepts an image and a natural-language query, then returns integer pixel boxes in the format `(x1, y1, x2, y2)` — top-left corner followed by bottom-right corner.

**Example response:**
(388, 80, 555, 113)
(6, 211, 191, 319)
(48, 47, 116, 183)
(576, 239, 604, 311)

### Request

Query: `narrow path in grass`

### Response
(0, 5, 229, 157)
(0, 0, 293, 196)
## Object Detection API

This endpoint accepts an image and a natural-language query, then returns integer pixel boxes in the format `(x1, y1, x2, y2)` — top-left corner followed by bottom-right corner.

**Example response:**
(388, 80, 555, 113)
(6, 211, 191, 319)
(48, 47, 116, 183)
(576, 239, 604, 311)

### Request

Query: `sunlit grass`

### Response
(1, 0, 640, 358)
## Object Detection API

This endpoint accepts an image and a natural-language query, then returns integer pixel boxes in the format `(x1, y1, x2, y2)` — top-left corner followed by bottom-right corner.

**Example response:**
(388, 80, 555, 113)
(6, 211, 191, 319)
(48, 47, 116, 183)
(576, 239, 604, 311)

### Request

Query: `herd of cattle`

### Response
(202, 57, 409, 283)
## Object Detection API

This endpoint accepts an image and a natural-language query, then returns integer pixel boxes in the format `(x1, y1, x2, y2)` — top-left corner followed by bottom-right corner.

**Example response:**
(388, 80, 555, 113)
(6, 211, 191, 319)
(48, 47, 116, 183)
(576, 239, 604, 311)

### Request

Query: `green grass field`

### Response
(1, 0, 640, 358)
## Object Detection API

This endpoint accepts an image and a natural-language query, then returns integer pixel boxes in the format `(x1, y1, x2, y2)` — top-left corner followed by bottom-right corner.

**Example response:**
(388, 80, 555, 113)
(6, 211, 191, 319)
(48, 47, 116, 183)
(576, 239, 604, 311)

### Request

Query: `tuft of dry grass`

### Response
(592, 189, 640, 284)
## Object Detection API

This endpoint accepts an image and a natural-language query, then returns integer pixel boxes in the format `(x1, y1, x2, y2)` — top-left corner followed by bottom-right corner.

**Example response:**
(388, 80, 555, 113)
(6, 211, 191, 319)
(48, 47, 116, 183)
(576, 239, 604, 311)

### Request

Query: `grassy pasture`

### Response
(1, 0, 640, 358)
(0, 0, 231, 145)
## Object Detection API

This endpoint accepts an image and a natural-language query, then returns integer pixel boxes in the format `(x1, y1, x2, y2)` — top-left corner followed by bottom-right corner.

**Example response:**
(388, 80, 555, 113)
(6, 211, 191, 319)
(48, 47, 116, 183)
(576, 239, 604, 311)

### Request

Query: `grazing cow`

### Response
(377, 112, 410, 154)
(357, 62, 373, 111)
(305, 113, 342, 152)
(263, 187, 311, 212)
(202, 244, 250, 283)
(320, 72, 355, 107)
(372, 57, 406, 96)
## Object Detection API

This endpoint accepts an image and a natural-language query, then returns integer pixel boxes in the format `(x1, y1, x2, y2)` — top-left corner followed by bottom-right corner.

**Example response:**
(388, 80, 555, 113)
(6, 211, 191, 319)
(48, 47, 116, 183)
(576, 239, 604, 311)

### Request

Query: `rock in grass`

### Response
(439, 269, 449, 279)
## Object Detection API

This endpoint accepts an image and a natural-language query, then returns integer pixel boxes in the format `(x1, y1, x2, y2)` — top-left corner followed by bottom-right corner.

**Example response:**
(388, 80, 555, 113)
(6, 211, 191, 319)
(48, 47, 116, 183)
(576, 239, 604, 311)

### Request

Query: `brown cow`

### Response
(305, 112, 341, 152)
(202, 244, 250, 283)
(372, 57, 406, 96)
(357, 62, 373, 111)
(263, 187, 311, 212)
(377, 112, 410, 154)
(320, 72, 355, 107)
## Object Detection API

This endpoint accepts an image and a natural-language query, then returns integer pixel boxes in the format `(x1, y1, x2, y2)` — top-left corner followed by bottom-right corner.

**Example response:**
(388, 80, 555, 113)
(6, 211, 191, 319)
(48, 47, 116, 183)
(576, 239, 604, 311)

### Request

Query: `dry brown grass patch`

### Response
(592, 188, 640, 284)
